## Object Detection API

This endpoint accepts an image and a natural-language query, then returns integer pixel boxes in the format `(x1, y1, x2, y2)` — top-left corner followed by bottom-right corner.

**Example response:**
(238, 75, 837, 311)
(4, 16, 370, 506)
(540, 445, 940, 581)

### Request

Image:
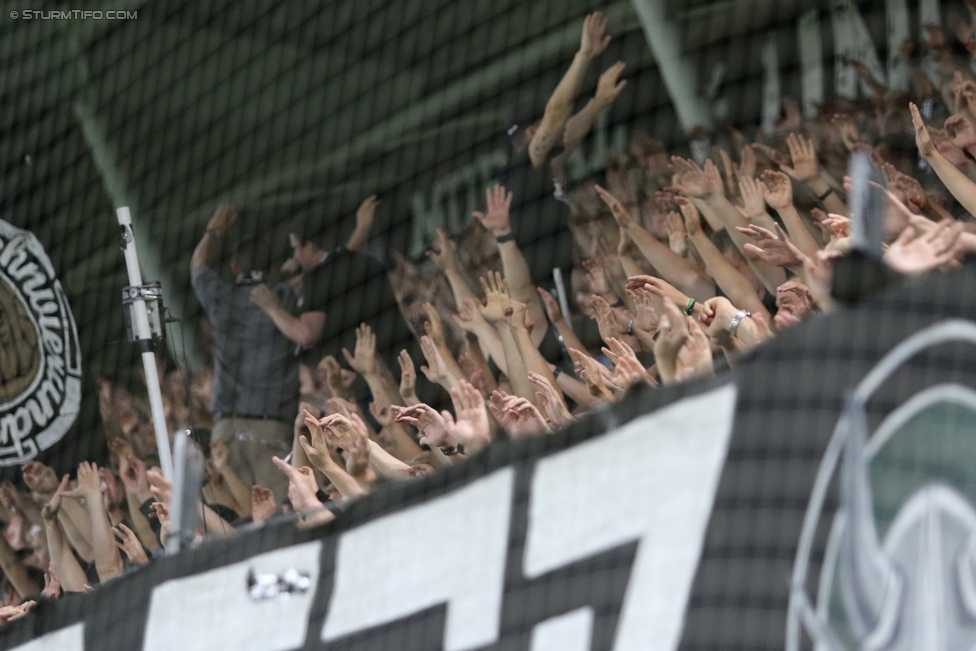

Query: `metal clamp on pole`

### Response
(116, 206, 174, 480)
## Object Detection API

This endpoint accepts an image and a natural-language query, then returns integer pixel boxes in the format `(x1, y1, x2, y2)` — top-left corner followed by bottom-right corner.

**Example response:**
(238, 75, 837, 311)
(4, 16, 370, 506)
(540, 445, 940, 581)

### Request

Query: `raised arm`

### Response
(452, 298, 509, 376)
(62, 463, 123, 583)
(678, 198, 771, 325)
(345, 195, 377, 253)
(757, 171, 821, 260)
(505, 300, 565, 407)
(779, 133, 849, 216)
(560, 61, 627, 155)
(473, 185, 547, 344)
(209, 442, 252, 517)
(672, 159, 787, 294)
(529, 12, 611, 167)
(479, 273, 536, 402)
(191, 204, 237, 271)
(910, 101, 976, 216)
(41, 483, 87, 593)
(299, 412, 369, 500)
(595, 184, 715, 301)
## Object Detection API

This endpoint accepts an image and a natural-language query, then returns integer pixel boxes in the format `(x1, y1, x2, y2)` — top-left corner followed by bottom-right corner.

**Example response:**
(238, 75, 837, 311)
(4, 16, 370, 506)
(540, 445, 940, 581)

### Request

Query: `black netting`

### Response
(1, 1, 975, 649)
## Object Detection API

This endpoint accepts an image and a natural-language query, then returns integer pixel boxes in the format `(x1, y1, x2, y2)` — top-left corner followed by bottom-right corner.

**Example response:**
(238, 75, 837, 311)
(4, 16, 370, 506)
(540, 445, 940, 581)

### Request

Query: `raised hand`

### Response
(738, 175, 768, 219)
(590, 295, 634, 346)
(602, 337, 653, 388)
(121, 454, 152, 502)
(419, 335, 453, 386)
(594, 184, 636, 227)
(207, 203, 238, 234)
(271, 457, 324, 515)
(626, 275, 691, 314)
(62, 462, 101, 501)
(397, 350, 418, 403)
(536, 287, 565, 325)
(453, 296, 490, 335)
(426, 228, 459, 271)
(909, 102, 936, 158)
(653, 297, 690, 384)
(759, 170, 793, 210)
(736, 223, 805, 267)
(250, 485, 276, 524)
(579, 11, 611, 56)
(422, 303, 447, 346)
(567, 348, 614, 400)
(675, 196, 703, 236)
(780, 133, 820, 181)
(317, 412, 364, 448)
(627, 287, 660, 334)
(318, 355, 356, 400)
(298, 408, 335, 470)
(675, 319, 714, 381)
(41, 561, 61, 600)
(146, 468, 172, 505)
(697, 296, 740, 343)
(665, 211, 688, 256)
(884, 220, 963, 274)
(528, 372, 573, 427)
(41, 475, 70, 521)
(670, 157, 715, 197)
(880, 162, 928, 211)
(488, 392, 552, 438)
(945, 114, 976, 151)
(392, 403, 453, 448)
(355, 195, 379, 231)
(342, 323, 378, 376)
(113, 523, 149, 565)
(446, 380, 492, 448)
(473, 184, 513, 237)
(503, 299, 530, 331)
(595, 61, 627, 107)
(478, 271, 511, 322)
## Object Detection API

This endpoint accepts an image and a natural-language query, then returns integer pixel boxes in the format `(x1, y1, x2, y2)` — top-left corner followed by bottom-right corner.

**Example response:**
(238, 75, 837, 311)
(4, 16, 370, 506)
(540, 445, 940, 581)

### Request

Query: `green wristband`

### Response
(684, 298, 696, 316)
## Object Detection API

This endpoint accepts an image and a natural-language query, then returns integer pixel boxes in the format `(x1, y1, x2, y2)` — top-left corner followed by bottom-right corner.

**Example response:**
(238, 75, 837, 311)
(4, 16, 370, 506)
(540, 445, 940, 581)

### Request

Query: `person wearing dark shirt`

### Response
(250, 196, 410, 366)
(191, 204, 297, 502)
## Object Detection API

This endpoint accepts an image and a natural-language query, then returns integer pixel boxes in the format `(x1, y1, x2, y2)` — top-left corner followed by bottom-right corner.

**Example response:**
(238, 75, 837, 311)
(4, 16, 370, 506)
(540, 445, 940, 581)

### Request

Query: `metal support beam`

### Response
(629, 0, 713, 133)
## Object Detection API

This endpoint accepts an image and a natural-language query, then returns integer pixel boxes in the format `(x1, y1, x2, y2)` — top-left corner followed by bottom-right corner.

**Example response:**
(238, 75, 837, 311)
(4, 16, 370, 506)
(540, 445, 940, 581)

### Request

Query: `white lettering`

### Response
(9, 622, 84, 651)
(523, 384, 737, 651)
(143, 542, 322, 651)
(323, 468, 514, 650)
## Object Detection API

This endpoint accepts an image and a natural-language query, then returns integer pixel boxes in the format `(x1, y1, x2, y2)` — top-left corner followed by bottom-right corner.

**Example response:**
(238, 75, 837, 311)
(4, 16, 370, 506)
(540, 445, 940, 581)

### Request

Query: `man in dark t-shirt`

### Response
(297, 245, 410, 366)
(250, 196, 410, 368)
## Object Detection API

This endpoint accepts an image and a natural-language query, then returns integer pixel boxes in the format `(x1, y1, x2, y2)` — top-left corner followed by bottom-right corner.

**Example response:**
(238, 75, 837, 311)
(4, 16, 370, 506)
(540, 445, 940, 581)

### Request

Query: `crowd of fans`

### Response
(2, 9, 976, 623)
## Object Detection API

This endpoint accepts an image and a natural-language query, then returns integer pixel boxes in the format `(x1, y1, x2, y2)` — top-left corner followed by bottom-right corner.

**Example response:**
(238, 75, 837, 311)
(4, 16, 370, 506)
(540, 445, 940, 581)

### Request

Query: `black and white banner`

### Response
(0, 220, 81, 467)
(3, 265, 976, 650)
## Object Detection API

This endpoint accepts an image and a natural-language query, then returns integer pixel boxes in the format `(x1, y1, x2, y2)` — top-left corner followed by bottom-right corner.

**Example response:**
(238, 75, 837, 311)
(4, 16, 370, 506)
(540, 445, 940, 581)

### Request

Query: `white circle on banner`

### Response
(0, 220, 82, 465)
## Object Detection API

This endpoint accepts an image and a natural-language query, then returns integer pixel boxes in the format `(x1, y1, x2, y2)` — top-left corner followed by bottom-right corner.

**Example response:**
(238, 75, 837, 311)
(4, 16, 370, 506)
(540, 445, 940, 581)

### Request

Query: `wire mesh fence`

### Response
(0, 0, 975, 649)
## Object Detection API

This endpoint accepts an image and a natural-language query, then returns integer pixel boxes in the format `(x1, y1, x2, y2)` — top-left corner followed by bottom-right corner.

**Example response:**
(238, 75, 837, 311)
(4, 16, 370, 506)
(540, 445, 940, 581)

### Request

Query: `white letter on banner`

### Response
(322, 468, 514, 650)
(9, 623, 83, 651)
(143, 542, 322, 651)
(523, 383, 737, 651)
(530, 607, 594, 651)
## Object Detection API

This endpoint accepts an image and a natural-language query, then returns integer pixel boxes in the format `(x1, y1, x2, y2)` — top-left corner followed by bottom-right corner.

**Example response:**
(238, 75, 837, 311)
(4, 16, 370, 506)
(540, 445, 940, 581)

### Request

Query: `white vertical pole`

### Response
(552, 268, 573, 335)
(798, 9, 825, 118)
(116, 206, 174, 480)
(760, 33, 781, 135)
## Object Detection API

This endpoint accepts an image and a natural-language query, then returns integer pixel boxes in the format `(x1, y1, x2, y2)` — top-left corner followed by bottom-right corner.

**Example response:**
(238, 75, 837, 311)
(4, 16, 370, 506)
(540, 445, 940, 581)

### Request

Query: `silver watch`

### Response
(728, 310, 751, 337)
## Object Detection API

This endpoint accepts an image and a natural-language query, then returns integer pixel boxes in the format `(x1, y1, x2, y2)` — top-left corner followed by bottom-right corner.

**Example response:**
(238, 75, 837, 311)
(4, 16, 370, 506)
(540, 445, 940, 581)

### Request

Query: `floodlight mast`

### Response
(116, 206, 174, 480)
